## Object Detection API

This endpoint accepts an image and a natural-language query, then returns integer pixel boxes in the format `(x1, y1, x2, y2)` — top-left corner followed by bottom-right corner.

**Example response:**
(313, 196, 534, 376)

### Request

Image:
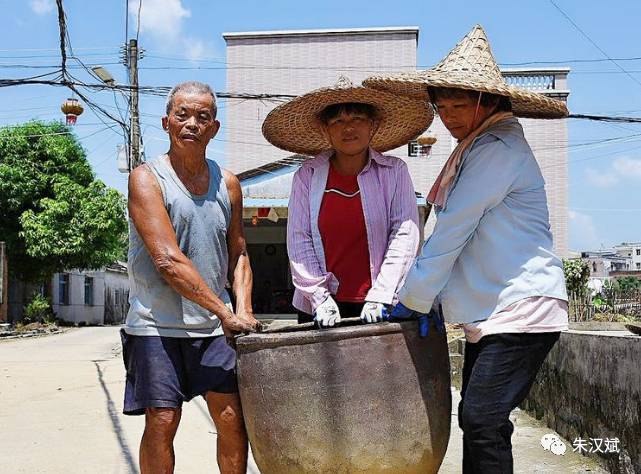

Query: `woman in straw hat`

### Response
(365, 26, 569, 473)
(262, 77, 433, 327)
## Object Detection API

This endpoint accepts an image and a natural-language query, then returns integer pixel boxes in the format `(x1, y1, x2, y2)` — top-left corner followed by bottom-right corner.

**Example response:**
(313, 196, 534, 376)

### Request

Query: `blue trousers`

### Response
(458, 332, 560, 473)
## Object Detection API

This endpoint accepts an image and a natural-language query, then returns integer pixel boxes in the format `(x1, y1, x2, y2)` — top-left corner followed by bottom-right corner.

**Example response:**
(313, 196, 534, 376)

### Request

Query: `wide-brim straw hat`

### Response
(363, 25, 568, 119)
(262, 76, 434, 156)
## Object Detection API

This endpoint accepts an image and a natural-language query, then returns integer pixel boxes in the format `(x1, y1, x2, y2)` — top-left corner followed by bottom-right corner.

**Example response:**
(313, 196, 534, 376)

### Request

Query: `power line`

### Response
(6, 50, 640, 67)
(0, 77, 297, 101)
(549, 0, 641, 89)
(135, 0, 143, 42)
(3, 74, 641, 125)
(569, 114, 641, 124)
(0, 46, 118, 53)
(501, 57, 641, 66)
(143, 51, 641, 68)
(54, 0, 68, 75)
(0, 62, 121, 69)
(6, 50, 641, 75)
(49, 0, 130, 160)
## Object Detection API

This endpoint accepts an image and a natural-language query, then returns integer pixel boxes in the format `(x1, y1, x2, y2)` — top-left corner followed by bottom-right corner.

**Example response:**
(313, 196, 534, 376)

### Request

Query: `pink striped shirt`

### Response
(287, 148, 420, 315)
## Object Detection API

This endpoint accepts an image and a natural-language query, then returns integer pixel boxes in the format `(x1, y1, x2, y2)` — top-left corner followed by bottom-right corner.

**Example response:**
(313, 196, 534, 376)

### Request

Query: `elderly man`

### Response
(122, 81, 259, 474)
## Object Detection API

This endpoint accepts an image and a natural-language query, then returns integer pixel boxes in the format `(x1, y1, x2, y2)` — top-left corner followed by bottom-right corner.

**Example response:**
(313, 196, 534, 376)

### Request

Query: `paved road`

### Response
(0, 327, 606, 473)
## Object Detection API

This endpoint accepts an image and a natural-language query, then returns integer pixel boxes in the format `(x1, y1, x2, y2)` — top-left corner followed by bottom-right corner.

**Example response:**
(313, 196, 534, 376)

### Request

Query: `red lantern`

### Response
(61, 98, 84, 125)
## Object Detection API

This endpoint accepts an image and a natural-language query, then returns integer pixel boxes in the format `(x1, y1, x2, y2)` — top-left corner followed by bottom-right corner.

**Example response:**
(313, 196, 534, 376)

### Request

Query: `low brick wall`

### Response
(523, 331, 641, 474)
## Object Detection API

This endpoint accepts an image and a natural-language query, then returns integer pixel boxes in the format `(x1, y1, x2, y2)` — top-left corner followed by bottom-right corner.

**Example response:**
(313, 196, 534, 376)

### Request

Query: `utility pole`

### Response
(127, 38, 142, 170)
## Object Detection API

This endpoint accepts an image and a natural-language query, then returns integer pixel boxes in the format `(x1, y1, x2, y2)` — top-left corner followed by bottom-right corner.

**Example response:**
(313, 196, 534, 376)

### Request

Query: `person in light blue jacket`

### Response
(365, 25, 570, 473)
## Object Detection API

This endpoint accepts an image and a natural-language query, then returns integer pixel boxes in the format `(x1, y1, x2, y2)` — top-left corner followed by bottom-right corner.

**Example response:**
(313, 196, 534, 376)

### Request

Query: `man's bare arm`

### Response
(128, 164, 255, 334)
(223, 170, 257, 325)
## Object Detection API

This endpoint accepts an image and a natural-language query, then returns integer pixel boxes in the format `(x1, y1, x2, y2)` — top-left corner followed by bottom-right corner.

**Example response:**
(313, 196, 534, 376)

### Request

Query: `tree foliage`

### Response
(562, 258, 591, 295)
(0, 121, 127, 281)
(613, 276, 641, 294)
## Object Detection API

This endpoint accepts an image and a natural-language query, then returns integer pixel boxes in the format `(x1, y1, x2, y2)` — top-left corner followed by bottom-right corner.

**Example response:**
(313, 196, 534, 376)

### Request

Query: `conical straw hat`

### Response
(262, 76, 434, 156)
(364, 25, 568, 119)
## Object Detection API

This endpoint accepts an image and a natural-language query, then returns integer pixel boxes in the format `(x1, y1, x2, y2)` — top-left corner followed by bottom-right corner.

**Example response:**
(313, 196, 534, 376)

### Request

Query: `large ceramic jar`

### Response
(236, 320, 451, 473)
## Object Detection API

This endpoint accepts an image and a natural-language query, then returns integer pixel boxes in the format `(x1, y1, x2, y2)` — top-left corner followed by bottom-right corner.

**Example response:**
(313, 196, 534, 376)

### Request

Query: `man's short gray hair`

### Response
(165, 81, 218, 118)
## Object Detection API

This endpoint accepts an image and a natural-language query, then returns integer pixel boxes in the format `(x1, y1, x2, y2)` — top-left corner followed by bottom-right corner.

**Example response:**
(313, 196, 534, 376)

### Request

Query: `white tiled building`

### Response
(223, 27, 419, 174)
(223, 27, 570, 257)
(614, 242, 641, 271)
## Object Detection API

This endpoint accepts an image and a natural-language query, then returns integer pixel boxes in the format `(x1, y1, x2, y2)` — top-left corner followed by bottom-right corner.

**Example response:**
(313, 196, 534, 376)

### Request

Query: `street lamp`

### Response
(92, 58, 142, 171)
(92, 65, 130, 172)
(91, 66, 116, 87)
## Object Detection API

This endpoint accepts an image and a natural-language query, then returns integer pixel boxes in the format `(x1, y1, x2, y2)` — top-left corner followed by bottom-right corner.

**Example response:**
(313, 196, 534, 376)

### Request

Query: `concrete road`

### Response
(0, 327, 605, 473)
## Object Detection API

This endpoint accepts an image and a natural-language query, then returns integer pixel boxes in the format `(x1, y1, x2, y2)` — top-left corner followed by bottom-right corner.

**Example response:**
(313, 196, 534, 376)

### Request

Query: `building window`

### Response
(637, 263, 641, 270)
(636, 249, 640, 256)
(407, 141, 433, 158)
(84, 276, 94, 306)
(59, 274, 70, 305)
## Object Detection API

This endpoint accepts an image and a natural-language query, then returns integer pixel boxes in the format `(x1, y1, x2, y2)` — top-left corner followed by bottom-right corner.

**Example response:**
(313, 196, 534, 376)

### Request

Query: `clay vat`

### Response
(236, 319, 451, 473)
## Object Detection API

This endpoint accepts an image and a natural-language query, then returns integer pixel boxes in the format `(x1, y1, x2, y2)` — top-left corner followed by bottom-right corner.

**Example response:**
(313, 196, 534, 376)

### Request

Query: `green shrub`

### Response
(593, 312, 638, 323)
(23, 293, 54, 324)
(563, 259, 591, 296)
(614, 276, 641, 295)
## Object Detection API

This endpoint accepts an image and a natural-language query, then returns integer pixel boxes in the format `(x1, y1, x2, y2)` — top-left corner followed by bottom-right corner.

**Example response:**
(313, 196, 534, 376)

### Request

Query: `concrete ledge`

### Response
(570, 321, 629, 331)
(523, 331, 641, 474)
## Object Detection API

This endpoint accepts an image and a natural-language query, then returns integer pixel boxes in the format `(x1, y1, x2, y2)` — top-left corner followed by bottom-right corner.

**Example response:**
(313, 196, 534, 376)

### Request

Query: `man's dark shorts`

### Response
(121, 329, 238, 415)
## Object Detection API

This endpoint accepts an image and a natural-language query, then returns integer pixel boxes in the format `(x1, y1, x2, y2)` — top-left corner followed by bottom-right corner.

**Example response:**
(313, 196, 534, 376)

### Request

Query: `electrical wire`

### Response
(569, 114, 641, 124)
(549, 0, 641, 89)
(135, 0, 142, 42)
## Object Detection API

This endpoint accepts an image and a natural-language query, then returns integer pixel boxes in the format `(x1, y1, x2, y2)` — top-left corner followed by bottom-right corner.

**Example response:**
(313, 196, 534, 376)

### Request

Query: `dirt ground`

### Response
(0, 326, 606, 473)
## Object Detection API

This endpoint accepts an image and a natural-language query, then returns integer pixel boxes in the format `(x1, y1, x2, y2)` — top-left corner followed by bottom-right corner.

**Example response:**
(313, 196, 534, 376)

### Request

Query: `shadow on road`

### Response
(94, 361, 139, 474)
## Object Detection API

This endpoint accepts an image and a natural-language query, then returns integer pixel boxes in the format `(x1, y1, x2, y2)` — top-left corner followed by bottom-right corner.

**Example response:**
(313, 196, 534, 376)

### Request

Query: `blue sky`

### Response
(1, 0, 640, 251)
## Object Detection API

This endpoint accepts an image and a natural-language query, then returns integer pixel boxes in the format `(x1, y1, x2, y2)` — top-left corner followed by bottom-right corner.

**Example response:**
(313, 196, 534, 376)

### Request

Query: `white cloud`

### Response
(569, 210, 600, 250)
(128, 0, 217, 61)
(585, 168, 618, 188)
(184, 37, 207, 62)
(30, 0, 54, 15)
(129, 0, 190, 41)
(612, 156, 641, 180)
(584, 156, 641, 189)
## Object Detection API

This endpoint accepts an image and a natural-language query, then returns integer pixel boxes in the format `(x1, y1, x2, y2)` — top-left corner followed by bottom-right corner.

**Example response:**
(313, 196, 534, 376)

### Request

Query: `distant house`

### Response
(581, 250, 631, 278)
(614, 242, 641, 271)
(8, 262, 129, 325)
(51, 262, 129, 325)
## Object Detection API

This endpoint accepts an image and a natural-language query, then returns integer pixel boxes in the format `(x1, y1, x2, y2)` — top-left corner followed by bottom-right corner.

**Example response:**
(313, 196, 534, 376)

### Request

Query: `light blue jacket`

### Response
(399, 118, 567, 324)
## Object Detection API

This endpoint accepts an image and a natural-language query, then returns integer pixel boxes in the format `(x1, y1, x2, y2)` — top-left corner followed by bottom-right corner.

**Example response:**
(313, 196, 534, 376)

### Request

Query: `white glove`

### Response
(314, 296, 341, 328)
(360, 301, 386, 324)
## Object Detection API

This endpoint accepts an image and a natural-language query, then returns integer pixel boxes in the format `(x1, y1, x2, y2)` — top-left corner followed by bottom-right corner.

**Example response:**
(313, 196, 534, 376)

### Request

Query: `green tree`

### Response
(614, 276, 641, 295)
(562, 258, 591, 296)
(0, 121, 127, 282)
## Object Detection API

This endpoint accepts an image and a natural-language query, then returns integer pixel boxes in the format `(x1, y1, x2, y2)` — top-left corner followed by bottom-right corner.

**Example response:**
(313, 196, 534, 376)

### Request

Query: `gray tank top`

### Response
(125, 156, 232, 337)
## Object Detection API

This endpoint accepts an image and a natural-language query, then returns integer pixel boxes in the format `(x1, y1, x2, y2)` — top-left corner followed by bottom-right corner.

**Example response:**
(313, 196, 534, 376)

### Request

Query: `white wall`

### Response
(225, 29, 418, 174)
(51, 270, 105, 325)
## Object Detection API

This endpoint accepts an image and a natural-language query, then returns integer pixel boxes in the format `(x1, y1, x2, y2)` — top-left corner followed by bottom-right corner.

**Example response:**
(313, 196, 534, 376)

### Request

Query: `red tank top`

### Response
(318, 164, 372, 303)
